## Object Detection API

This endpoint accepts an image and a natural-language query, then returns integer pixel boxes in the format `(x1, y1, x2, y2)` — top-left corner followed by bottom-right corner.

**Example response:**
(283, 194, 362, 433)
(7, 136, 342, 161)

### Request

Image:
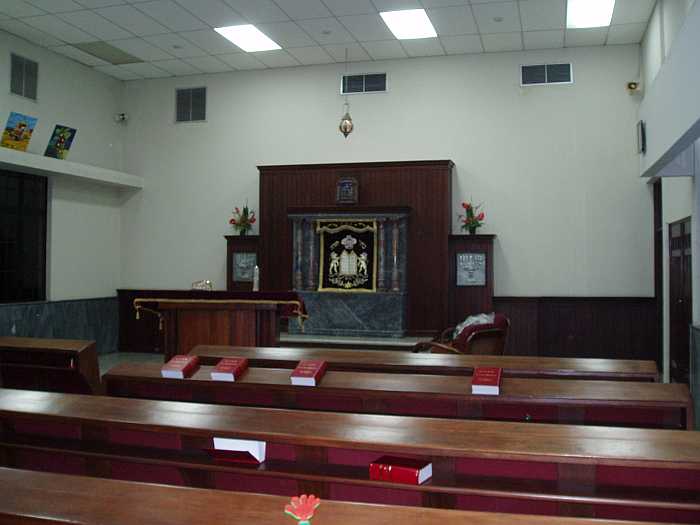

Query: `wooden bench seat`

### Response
(103, 362, 692, 429)
(0, 388, 698, 523)
(189, 345, 660, 381)
(0, 336, 101, 394)
(0, 467, 675, 525)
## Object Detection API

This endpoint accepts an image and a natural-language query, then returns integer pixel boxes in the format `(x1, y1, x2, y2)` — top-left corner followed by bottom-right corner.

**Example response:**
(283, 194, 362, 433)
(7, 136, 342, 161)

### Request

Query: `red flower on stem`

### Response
(285, 494, 321, 524)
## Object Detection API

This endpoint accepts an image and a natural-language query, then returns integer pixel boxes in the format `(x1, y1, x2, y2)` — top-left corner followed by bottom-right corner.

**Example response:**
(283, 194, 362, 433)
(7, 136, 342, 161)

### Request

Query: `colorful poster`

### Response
(44, 125, 77, 160)
(1, 112, 38, 152)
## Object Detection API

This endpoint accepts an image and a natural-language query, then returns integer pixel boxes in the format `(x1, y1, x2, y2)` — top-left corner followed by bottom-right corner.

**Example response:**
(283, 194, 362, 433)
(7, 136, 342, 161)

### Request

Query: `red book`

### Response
(210, 358, 249, 382)
(369, 456, 432, 485)
(471, 367, 503, 395)
(290, 360, 327, 386)
(161, 355, 200, 379)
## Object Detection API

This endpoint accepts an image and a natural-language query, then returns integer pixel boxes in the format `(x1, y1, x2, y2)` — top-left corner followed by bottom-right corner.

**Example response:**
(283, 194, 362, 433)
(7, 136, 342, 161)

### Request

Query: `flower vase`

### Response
(468, 226, 477, 235)
(239, 229, 246, 237)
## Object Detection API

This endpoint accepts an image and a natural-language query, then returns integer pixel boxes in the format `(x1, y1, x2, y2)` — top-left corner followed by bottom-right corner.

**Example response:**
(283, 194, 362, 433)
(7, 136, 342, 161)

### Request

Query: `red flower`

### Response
(462, 202, 471, 209)
(477, 212, 485, 220)
(250, 217, 256, 224)
(231, 219, 237, 224)
(285, 494, 321, 522)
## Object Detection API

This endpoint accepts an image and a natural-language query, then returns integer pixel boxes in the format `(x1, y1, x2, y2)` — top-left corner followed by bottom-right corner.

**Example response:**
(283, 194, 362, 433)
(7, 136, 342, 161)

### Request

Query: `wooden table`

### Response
(127, 291, 307, 359)
(104, 362, 692, 429)
(190, 345, 660, 381)
(0, 336, 101, 394)
(0, 467, 674, 525)
(0, 389, 698, 523)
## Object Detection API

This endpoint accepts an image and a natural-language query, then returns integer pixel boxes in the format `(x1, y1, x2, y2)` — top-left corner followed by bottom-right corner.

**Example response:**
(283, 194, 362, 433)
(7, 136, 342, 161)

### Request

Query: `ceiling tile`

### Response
(110, 37, 174, 60)
(565, 27, 608, 47)
(256, 21, 317, 47)
(361, 39, 407, 60)
(254, 49, 300, 67)
(421, 0, 469, 7)
(472, 2, 521, 34)
(523, 29, 563, 49)
(144, 32, 208, 57)
(338, 14, 394, 42)
(482, 32, 522, 52)
(222, 0, 289, 23)
(606, 23, 647, 45)
(57, 10, 134, 40)
(50, 44, 111, 65)
(427, 6, 477, 36)
(134, 0, 208, 31)
(287, 45, 334, 64)
(323, 42, 370, 61)
(401, 37, 444, 57)
(440, 34, 482, 54)
(183, 55, 233, 72)
(151, 58, 201, 74)
(297, 17, 356, 44)
(25, 0, 83, 12)
(74, 0, 127, 7)
(22, 14, 97, 43)
(0, 0, 46, 17)
(370, 0, 421, 11)
(519, 0, 565, 31)
(0, 18, 64, 46)
(179, 29, 242, 53)
(611, 0, 656, 25)
(217, 52, 267, 69)
(94, 64, 142, 79)
(173, 0, 244, 27)
(96, 5, 170, 35)
(122, 61, 171, 77)
(273, 0, 331, 20)
(321, 0, 375, 16)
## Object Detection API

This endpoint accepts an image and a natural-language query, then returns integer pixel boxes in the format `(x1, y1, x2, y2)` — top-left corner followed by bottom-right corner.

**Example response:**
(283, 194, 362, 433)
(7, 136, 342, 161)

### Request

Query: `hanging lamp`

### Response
(338, 48, 354, 138)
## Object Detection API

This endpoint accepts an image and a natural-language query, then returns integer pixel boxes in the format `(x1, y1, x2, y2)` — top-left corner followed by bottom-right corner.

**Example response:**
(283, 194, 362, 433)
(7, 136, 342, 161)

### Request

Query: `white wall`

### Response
(121, 45, 649, 298)
(0, 31, 125, 300)
(639, 0, 700, 174)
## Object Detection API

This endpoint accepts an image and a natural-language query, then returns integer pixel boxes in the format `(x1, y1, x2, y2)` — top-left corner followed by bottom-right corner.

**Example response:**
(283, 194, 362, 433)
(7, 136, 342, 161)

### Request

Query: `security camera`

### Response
(114, 112, 128, 123)
(626, 81, 641, 94)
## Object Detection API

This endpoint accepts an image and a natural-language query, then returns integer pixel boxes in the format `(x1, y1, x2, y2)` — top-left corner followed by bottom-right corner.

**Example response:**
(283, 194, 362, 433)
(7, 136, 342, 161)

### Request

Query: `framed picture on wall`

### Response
(456, 252, 486, 286)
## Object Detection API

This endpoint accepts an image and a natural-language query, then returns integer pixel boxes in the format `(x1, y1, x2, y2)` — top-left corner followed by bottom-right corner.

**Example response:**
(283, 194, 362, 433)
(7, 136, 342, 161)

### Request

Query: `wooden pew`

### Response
(0, 467, 674, 525)
(190, 345, 660, 381)
(0, 389, 698, 523)
(0, 337, 101, 394)
(103, 362, 692, 429)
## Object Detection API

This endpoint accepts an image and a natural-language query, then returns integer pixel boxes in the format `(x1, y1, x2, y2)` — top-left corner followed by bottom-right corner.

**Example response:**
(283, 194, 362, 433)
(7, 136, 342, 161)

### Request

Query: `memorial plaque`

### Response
(233, 252, 257, 282)
(456, 252, 486, 286)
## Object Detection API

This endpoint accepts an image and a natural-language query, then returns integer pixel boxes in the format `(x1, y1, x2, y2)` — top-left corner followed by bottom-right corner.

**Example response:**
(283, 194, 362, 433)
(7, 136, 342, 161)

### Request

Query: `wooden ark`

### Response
(258, 161, 454, 335)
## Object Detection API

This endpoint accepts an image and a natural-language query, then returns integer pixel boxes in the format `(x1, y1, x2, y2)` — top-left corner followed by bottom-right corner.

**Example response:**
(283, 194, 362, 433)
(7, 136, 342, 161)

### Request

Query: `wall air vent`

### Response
(341, 73, 387, 94)
(175, 87, 206, 123)
(11, 53, 38, 100)
(521, 63, 573, 86)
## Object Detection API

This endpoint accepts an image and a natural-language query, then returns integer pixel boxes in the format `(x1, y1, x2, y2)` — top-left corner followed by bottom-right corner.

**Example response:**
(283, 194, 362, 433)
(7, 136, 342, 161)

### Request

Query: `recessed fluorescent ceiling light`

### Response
(380, 9, 437, 40)
(566, 0, 616, 29)
(214, 25, 280, 52)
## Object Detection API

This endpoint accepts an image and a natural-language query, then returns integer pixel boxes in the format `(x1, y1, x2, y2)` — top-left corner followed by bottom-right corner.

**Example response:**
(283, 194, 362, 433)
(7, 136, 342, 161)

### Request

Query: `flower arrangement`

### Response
(229, 203, 256, 236)
(459, 201, 485, 234)
(284, 494, 321, 525)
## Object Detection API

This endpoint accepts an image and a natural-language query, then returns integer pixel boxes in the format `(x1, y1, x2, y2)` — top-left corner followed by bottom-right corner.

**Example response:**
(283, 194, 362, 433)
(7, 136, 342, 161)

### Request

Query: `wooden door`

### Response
(669, 218, 692, 383)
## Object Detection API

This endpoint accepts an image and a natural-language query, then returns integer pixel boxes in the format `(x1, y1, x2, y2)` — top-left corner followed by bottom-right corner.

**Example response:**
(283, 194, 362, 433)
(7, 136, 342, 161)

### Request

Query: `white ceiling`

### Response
(0, 0, 657, 80)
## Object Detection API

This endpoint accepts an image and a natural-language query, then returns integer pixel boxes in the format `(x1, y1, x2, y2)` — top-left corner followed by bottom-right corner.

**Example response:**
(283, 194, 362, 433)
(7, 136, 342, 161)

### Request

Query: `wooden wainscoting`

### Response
(494, 297, 659, 364)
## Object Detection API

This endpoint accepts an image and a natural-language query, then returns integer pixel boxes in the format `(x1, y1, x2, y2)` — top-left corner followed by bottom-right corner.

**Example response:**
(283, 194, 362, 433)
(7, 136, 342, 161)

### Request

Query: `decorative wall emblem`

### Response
(336, 176, 358, 204)
(233, 252, 257, 282)
(456, 252, 486, 286)
(317, 220, 377, 292)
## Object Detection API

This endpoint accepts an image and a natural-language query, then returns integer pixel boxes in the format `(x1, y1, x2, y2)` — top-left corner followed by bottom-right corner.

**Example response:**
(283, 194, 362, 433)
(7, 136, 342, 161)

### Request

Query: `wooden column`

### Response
(448, 234, 496, 326)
